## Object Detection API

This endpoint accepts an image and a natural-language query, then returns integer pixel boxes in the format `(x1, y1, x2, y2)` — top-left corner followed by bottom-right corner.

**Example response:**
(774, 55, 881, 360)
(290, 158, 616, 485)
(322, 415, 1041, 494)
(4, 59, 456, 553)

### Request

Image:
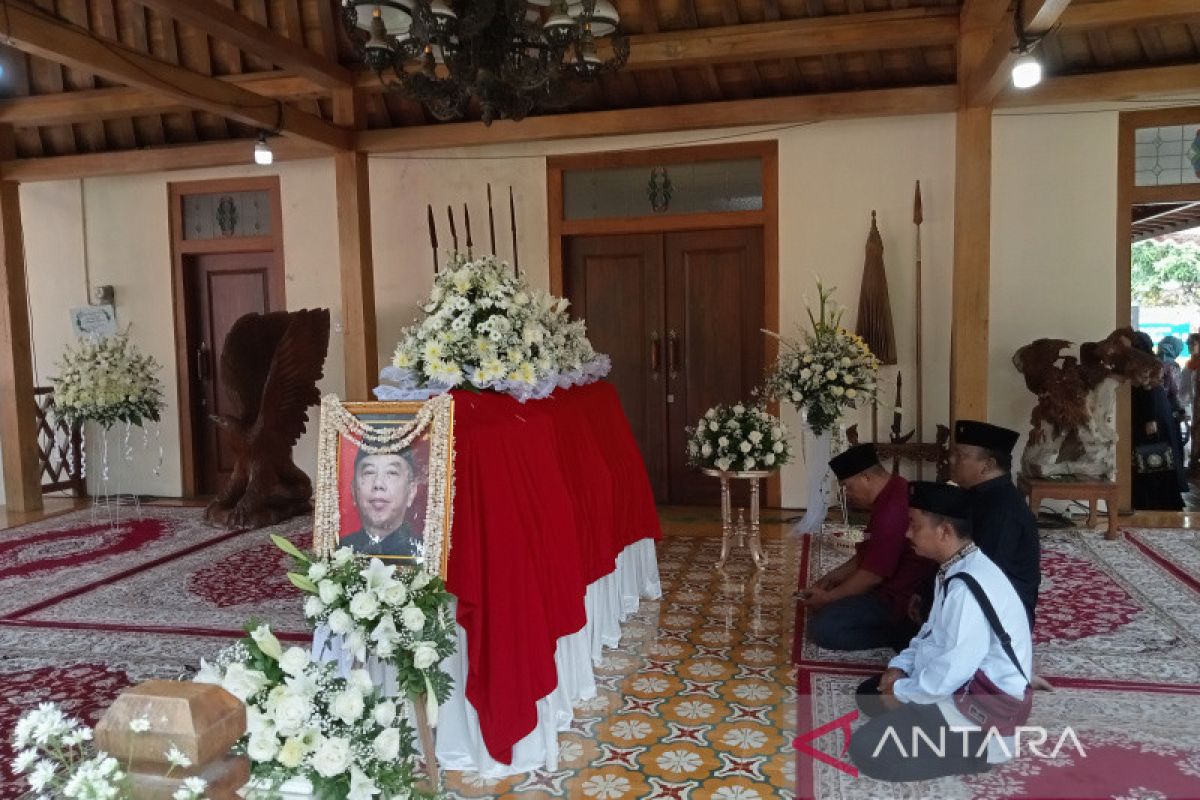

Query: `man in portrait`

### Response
(341, 447, 424, 559)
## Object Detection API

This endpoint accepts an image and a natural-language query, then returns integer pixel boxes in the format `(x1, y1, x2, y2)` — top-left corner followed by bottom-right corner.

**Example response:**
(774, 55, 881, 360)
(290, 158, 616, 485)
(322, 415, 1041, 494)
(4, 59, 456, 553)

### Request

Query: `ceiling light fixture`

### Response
(1010, 0, 1048, 89)
(341, 0, 629, 126)
(254, 132, 273, 166)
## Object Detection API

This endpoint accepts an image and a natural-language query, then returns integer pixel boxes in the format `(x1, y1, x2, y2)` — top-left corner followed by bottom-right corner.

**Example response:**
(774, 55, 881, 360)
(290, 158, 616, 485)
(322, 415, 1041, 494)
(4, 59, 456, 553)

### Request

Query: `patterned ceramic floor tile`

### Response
(445, 520, 799, 799)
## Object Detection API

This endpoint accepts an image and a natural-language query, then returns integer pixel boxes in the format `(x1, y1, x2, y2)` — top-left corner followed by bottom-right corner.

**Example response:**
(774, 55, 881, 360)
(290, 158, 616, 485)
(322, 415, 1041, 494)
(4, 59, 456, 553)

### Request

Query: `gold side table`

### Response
(702, 468, 770, 570)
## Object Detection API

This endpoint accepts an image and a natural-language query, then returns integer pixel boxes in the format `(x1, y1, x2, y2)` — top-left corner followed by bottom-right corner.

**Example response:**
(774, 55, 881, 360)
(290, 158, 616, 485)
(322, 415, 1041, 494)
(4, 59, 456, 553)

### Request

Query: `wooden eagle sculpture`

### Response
(204, 308, 330, 529)
(1012, 327, 1162, 480)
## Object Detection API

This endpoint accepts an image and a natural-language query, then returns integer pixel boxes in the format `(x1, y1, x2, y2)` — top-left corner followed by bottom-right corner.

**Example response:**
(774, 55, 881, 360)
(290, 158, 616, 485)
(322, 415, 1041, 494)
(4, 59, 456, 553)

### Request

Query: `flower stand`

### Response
(703, 468, 770, 570)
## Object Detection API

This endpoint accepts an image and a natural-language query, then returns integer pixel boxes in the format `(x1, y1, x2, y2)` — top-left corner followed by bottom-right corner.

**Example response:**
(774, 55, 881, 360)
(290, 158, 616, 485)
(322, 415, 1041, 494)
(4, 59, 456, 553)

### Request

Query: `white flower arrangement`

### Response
(764, 283, 879, 436)
(51, 329, 165, 429)
(377, 253, 610, 402)
(686, 403, 794, 473)
(10, 702, 207, 800)
(193, 627, 435, 800)
(274, 536, 456, 720)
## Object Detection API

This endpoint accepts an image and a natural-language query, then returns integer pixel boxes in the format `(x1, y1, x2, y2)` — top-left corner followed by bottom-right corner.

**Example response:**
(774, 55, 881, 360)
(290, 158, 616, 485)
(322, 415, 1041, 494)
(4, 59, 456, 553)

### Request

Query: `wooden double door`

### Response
(565, 228, 765, 505)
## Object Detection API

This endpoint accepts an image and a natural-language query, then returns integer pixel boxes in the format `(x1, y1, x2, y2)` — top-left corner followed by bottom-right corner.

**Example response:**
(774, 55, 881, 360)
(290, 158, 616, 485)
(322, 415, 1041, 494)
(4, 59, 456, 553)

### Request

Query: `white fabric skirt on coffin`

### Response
(312, 537, 662, 778)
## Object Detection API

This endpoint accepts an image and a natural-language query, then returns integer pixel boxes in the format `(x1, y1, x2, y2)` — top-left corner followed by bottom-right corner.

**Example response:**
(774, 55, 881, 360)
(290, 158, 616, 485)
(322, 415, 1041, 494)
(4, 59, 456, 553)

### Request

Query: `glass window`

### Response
(182, 190, 272, 240)
(563, 158, 763, 219)
(1133, 125, 1200, 187)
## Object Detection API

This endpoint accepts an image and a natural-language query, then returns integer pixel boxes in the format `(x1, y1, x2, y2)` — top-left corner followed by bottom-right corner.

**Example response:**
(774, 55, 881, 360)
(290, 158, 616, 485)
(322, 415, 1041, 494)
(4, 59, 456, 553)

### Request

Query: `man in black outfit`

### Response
(949, 420, 1041, 629)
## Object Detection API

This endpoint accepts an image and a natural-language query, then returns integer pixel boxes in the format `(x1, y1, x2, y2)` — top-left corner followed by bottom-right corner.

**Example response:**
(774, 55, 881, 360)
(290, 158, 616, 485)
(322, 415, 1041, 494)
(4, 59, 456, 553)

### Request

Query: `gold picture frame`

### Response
(313, 395, 455, 578)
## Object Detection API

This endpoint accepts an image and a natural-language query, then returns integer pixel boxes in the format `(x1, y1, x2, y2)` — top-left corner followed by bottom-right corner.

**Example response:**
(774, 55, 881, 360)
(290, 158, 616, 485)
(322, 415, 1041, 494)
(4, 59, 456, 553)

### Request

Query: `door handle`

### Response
(667, 329, 680, 380)
(650, 331, 661, 379)
(196, 342, 211, 381)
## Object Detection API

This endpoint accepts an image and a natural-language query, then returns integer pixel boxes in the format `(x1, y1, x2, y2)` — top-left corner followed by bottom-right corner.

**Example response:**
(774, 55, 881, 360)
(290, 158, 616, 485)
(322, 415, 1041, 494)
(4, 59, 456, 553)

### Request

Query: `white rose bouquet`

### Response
(377, 253, 610, 402)
(764, 283, 879, 436)
(686, 403, 793, 473)
(194, 626, 434, 800)
(10, 702, 207, 800)
(51, 329, 165, 429)
(274, 536, 456, 714)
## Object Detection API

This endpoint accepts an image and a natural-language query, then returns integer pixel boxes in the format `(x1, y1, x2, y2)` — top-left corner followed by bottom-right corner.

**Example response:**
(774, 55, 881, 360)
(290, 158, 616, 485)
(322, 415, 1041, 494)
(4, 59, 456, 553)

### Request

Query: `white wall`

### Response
(989, 110, 1120, 453)
(6, 106, 1125, 507)
(15, 160, 342, 499)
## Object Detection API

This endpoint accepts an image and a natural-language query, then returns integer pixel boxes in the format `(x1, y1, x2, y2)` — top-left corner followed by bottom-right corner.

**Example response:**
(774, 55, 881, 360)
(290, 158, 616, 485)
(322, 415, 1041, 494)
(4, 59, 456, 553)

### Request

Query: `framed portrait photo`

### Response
(313, 396, 455, 578)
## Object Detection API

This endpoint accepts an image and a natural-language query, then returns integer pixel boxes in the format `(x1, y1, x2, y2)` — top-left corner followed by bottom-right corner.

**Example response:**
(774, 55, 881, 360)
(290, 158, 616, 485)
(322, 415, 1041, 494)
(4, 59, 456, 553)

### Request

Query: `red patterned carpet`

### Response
(4, 509, 1200, 799)
(793, 528, 1200, 799)
(0, 507, 313, 799)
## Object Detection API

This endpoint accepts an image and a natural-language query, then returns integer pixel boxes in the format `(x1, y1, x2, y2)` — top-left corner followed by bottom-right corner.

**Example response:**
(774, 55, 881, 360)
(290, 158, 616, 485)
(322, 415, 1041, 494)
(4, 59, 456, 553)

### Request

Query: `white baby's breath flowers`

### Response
(128, 717, 151, 733)
(164, 744, 192, 769)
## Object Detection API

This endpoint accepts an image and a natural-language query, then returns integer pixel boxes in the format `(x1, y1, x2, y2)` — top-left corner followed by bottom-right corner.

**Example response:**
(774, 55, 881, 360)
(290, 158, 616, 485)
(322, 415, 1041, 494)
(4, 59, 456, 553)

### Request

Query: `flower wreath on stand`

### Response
(686, 403, 794, 473)
(50, 328, 166, 501)
(764, 283, 879, 534)
(377, 253, 610, 403)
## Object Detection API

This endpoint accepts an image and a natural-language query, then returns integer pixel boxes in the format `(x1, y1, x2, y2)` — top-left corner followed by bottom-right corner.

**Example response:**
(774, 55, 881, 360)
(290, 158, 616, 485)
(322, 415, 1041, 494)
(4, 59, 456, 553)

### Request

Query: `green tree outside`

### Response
(1132, 238, 1200, 306)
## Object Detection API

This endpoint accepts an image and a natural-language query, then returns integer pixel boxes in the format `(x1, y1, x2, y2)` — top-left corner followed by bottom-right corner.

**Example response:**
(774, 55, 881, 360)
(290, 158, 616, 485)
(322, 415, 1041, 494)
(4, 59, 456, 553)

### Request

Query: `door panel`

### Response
(187, 252, 277, 495)
(666, 228, 765, 505)
(565, 234, 669, 501)
(564, 228, 764, 506)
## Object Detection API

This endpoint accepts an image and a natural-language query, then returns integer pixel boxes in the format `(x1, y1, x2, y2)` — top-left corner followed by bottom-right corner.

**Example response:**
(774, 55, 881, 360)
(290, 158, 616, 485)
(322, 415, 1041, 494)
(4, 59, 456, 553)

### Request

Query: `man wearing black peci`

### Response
(950, 420, 1041, 629)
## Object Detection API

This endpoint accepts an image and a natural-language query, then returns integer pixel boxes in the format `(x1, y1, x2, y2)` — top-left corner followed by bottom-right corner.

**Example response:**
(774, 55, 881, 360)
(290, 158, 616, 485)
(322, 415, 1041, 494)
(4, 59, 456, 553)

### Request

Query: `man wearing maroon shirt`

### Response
(798, 444, 936, 651)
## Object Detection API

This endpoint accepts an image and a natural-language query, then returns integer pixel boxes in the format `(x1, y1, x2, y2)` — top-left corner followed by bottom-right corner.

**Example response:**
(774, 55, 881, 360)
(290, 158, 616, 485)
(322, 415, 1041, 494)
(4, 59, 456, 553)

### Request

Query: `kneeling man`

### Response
(849, 482, 1034, 781)
(801, 444, 934, 651)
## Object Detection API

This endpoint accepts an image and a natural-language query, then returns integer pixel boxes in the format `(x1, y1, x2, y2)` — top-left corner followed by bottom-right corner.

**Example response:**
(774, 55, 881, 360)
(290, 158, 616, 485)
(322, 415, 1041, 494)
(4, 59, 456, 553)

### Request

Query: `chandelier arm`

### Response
(457, 0, 497, 36)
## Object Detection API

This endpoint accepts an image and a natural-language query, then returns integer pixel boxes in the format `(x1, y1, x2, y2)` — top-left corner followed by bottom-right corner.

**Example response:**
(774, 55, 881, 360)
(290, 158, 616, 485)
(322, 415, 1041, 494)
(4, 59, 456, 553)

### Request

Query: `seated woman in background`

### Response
(1182, 332, 1200, 473)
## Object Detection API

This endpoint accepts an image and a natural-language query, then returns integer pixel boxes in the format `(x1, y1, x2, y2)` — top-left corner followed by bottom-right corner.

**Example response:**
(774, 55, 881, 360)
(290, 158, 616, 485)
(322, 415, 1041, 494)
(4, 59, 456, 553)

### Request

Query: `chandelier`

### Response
(341, 0, 630, 125)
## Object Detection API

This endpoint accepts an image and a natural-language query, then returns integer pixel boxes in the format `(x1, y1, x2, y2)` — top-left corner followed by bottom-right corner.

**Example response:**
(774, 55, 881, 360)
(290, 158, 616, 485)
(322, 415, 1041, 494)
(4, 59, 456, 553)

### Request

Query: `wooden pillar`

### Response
(333, 90, 378, 401)
(0, 127, 41, 512)
(949, 27, 993, 425)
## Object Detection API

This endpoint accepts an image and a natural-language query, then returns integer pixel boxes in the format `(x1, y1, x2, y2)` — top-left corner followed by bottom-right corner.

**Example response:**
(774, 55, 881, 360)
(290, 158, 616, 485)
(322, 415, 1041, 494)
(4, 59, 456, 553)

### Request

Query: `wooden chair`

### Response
(846, 424, 952, 482)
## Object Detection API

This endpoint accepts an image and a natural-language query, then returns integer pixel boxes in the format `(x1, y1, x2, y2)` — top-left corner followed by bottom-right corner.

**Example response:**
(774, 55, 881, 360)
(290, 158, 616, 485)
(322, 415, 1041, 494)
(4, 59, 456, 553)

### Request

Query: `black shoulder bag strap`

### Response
(944, 572, 1030, 685)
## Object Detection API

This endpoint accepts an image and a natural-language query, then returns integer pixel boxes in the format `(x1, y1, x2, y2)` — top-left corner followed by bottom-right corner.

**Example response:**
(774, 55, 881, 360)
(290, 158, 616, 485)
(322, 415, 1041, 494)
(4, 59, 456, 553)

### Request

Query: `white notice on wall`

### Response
(70, 305, 117, 338)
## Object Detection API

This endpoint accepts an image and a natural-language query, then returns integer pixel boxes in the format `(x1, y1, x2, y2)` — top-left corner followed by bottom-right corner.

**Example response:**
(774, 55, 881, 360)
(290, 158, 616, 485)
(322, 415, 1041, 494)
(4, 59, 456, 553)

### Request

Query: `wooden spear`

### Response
(464, 203, 473, 258)
(509, 186, 520, 278)
(447, 205, 458, 252)
(427, 204, 439, 275)
(487, 184, 497, 255)
(913, 180, 925, 446)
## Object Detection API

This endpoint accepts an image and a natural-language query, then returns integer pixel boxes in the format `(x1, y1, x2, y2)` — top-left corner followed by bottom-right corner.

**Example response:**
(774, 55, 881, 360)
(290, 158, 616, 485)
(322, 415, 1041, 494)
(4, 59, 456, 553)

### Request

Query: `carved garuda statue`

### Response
(1013, 327, 1161, 481)
(205, 308, 330, 529)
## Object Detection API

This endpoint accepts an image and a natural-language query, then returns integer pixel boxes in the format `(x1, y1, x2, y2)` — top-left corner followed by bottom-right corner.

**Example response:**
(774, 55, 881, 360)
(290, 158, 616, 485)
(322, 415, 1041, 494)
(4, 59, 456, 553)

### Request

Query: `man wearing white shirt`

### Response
(849, 481, 1034, 781)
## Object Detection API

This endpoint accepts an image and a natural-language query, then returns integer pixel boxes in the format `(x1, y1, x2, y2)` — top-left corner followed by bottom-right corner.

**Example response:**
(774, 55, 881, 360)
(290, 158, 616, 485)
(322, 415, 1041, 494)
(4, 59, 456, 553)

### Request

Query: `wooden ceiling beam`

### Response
(133, 0, 352, 89)
(0, 0, 349, 149)
(0, 71, 322, 126)
(607, 7, 960, 70)
(356, 85, 960, 153)
(1058, 0, 1200, 32)
(966, 0, 1074, 107)
(997, 62, 1200, 106)
(960, 0, 1010, 31)
(0, 136, 328, 181)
